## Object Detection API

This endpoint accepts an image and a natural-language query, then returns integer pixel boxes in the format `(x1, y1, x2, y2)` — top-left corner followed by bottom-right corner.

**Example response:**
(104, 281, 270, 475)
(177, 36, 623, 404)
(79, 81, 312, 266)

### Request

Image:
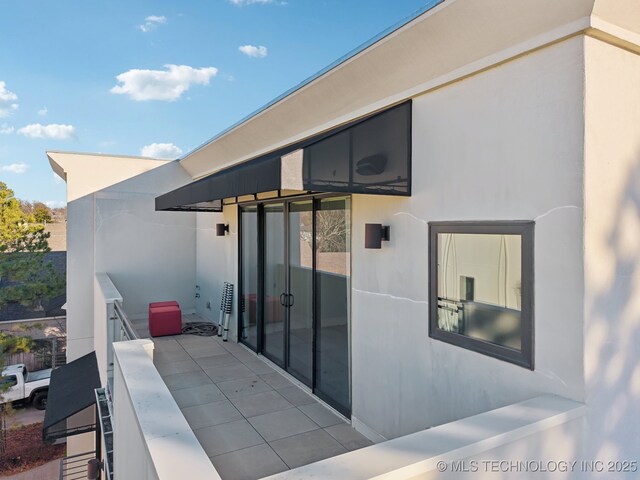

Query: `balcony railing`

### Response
(113, 300, 138, 342)
(58, 451, 96, 480)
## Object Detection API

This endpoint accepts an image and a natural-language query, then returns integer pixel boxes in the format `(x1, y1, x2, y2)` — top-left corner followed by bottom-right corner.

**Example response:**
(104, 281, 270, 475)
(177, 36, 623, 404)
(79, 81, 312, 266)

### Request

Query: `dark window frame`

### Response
(428, 221, 535, 370)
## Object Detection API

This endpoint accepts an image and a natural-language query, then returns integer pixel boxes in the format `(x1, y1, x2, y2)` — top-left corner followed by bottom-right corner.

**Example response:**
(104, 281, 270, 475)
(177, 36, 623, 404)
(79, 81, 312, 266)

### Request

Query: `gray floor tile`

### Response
(203, 363, 255, 383)
(248, 408, 318, 442)
(176, 334, 218, 347)
(196, 353, 241, 369)
(269, 428, 347, 469)
(210, 443, 288, 480)
(153, 339, 186, 353)
(151, 335, 179, 344)
(217, 377, 272, 399)
(324, 424, 373, 451)
(154, 349, 192, 364)
(152, 330, 357, 475)
(227, 347, 259, 363)
(260, 372, 294, 390)
(194, 419, 264, 457)
(298, 402, 343, 428)
(181, 400, 243, 430)
(163, 370, 212, 391)
(243, 360, 276, 375)
(276, 386, 316, 406)
(230, 390, 293, 418)
(155, 358, 201, 377)
(219, 340, 248, 354)
(172, 383, 226, 408)
(185, 342, 229, 359)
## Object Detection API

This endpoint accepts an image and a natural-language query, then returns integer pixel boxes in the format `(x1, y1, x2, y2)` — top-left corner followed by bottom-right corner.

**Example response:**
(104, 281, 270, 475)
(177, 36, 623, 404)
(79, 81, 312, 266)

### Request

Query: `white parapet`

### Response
(113, 340, 221, 480)
(265, 395, 586, 480)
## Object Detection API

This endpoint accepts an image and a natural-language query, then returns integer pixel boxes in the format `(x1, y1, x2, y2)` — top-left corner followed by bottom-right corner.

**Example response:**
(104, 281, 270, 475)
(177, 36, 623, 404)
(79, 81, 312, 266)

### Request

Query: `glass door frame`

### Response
(237, 193, 352, 416)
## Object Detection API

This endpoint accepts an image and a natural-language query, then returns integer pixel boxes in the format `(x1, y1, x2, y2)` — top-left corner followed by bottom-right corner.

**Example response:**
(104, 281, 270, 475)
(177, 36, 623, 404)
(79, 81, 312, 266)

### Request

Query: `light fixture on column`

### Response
(216, 224, 229, 236)
(365, 223, 390, 249)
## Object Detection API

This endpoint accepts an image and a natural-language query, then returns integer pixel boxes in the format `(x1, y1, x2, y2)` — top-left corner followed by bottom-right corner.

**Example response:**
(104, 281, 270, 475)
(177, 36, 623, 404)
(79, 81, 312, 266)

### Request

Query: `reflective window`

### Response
(240, 206, 259, 350)
(429, 223, 534, 369)
(0, 375, 18, 388)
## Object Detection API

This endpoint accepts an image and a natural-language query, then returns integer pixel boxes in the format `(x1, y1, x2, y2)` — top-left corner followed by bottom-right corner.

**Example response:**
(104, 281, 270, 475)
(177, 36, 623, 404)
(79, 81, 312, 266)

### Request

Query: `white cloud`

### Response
(139, 15, 167, 33)
(45, 200, 66, 209)
(140, 142, 183, 159)
(1, 163, 28, 174)
(38, 106, 48, 116)
(229, 0, 275, 5)
(239, 45, 268, 58)
(17, 123, 76, 140)
(0, 81, 18, 117)
(0, 123, 14, 134)
(111, 64, 218, 101)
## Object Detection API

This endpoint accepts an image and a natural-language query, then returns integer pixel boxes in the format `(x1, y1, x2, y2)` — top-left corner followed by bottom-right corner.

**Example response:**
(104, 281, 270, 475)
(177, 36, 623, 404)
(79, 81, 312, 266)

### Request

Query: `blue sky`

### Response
(0, 0, 430, 207)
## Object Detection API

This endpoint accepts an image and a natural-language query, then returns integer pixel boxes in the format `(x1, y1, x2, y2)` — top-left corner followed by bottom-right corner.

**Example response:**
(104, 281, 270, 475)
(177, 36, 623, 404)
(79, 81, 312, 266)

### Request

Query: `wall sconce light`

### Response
(87, 459, 102, 480)
(216, 223, 229, 236)
(365, 223, 390, 249)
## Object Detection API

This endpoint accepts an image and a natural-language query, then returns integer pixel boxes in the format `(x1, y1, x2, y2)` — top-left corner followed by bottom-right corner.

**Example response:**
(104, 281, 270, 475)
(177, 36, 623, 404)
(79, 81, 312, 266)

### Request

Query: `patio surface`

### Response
(131, 314, 372, 480)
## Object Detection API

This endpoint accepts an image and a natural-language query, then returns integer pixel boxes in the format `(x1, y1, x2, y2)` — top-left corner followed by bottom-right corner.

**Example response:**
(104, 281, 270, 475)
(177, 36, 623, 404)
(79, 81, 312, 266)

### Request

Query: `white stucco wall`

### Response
(63, 159, 196, 456)
(351, 37, 586, 440)
(65, 194, 97, 362)
(583, 36, 640, 463)
(194, 206, 239, 340)
(59, 155, 196, 365)
(93, 161, 197, 319)
(113, 340, 220, 480)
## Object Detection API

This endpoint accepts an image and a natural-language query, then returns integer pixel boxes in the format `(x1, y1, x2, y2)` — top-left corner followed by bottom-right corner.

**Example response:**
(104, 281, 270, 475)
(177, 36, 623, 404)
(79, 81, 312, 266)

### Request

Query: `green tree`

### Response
(0, 182, 64, 308)
(32, 203, 52, 224)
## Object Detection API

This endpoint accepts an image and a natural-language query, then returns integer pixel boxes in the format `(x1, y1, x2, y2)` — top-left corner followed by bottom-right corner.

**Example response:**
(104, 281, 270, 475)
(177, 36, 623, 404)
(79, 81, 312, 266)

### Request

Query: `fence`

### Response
(4, 337, 67, 371)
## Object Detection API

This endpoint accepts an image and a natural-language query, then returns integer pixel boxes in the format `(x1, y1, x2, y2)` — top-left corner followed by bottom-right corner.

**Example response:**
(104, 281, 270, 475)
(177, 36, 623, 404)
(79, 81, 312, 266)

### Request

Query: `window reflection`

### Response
(437, 233, 522, 350)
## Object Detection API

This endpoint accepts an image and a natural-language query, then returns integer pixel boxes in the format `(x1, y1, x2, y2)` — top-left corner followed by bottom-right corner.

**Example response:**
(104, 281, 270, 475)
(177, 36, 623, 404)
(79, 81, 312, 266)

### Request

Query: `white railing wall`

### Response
(112, 340, 221, 480)
(265, 395, 586, 480)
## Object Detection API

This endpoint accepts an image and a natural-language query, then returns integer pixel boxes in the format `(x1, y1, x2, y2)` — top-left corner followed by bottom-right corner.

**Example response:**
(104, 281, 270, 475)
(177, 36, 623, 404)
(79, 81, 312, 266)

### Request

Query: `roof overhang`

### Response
(176, 0, 640, 182)
(47, 151, 171, 202)
(156, 101, 411, 211)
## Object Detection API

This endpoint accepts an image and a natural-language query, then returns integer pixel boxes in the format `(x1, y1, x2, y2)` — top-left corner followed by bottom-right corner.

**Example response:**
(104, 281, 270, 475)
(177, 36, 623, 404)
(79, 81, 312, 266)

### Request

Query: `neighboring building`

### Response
(46, 0, 640, 478)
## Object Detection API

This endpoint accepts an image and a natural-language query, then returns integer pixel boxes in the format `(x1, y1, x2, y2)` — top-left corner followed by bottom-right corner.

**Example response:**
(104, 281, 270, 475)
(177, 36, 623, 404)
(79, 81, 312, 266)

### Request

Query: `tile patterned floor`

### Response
(132, 315, 372, 480)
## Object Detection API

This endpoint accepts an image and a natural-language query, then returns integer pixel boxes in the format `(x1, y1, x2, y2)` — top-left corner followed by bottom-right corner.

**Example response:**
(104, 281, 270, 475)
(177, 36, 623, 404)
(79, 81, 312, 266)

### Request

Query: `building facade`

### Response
(48, 0, 640, 478)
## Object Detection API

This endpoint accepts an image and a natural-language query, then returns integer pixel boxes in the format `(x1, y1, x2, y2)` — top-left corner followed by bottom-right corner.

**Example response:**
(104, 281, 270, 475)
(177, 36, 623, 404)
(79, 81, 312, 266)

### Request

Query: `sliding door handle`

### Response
(280, 293, 286, 306)
(288, 294, 295, 307)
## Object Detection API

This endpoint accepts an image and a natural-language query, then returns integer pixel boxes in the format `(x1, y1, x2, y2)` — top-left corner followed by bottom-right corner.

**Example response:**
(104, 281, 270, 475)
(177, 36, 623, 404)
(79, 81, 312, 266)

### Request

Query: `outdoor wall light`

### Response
(87, 459, 102, 480)
(365, 223, 390, 249)
(216, 223, 229, 236)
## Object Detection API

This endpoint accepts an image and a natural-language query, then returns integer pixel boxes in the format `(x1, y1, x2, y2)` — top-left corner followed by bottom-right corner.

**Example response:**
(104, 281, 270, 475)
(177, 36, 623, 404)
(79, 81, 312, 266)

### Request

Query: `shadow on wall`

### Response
(584, 150, 640, 462)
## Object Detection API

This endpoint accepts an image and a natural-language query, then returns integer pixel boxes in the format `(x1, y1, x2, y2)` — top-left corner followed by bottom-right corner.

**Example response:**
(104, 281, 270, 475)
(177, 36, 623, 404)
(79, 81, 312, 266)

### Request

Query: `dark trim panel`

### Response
(428, 221, 535, 370)
(156, 101, 412, 211)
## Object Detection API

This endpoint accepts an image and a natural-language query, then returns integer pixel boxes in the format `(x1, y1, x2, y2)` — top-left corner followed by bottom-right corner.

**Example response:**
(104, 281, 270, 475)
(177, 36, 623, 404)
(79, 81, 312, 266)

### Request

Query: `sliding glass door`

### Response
(239, 206, 259, 350)
(239, 195, 351, 416)
(287, 200, 314, 385)
(315, 197, 351, 415)
(263, 203, 286, 366)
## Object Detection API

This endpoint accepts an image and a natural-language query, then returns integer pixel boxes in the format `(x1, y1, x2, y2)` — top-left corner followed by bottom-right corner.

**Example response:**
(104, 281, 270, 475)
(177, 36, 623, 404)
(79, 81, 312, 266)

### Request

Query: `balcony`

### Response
(134, 318, 372, 479)
(100, 274, 587, 480)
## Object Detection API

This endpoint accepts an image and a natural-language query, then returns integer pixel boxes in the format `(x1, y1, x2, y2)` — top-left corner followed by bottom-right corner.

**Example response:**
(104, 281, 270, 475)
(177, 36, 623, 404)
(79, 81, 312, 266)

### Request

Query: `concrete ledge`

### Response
(265, 395, 585, 480)
(113, 340, 221, 480)
(95, 272, 123, 304)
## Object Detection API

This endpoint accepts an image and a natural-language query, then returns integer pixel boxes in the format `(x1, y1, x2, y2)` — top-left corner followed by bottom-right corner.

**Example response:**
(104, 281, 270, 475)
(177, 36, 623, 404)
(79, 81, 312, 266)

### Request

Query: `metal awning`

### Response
(156, 101, 411, 212)
(43, 351, 101, 442)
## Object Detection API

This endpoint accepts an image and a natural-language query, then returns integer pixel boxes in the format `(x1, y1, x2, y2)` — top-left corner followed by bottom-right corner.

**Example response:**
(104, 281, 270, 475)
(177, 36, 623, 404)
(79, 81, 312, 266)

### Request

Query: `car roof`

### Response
(1, 364, 25, 375)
